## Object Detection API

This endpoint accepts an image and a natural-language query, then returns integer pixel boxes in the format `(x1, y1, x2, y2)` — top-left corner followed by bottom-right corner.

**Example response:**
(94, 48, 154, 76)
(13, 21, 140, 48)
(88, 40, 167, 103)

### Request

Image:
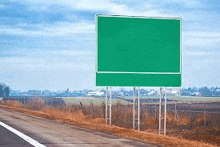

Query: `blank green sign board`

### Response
(96, 15, 182, 87)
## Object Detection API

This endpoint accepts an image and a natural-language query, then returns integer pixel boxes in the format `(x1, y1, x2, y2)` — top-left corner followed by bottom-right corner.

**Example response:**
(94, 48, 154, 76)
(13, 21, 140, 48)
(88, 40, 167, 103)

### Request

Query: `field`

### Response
(122, 96, 220, 103)
(62, 96, 220, 107)
(62, 97, 130, 105)
(61, 96, 220, 146)
(166, 96, 220, 103)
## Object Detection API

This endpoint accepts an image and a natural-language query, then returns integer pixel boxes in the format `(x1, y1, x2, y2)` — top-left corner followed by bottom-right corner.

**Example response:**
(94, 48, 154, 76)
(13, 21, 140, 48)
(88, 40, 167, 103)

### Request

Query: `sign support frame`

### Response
(110, 87, 112, 125)
(164, 89, 167, 135)
(159, 87, 167, 135)
(105, 87, 108, 124)
(105, 87, 112, 125)
(159, 88, 162, 135)
(133, 87, 135, 129)
(138, 87, 140, 131)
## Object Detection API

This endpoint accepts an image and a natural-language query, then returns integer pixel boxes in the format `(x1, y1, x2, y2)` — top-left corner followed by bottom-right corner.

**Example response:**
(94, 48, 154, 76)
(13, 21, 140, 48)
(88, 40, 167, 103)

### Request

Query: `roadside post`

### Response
(105, 87, 112, 125)
(110, 87, 112, 125)
(159, 88, 162, 135)
(105, 87, 108, 124)
(138, 87, 140, 131)
(133, 87, 136, 129)
(175, 102, 177, 120)
(164, 88, 167, 135)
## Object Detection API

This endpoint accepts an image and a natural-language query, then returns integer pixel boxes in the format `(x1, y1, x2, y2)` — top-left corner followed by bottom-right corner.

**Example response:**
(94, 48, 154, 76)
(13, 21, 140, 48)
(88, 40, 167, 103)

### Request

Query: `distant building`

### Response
(20, 92, 28, 96)
(148, 90, 156, 96)
(166, 89, 180, 96)
(27, 90, 41, 96)
(215, 88, 220, 96)
(42, 90, 51, 96)
(0, 97, 4, 101)
(118, 92, 124, 96)
(192, 92, 201, 96)
(9, 90, 21, 96)
(140, 89, 148, 96)
(87, 91, 104, 97)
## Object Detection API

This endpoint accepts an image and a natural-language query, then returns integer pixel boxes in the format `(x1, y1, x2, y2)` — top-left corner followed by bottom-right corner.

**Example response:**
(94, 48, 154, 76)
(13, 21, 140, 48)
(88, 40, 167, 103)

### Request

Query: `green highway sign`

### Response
(96, 15, 182, 87)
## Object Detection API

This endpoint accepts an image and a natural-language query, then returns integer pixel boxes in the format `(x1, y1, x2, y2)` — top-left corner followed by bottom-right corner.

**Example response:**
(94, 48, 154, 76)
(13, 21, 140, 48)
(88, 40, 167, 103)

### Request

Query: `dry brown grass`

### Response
(2, 100, 22, 107)
(42, 106, 86, 123)
(0, 99, 219, 147)
(209, 126, 219, 132)
(195, 113, 206, 125)
(166, 112, 180, 125)
(112, 107, 132, 120)
(180, 116, 190, 126)
(145, 117, 157, 126)
(143, 111, 157, 126)
(26, 98, 46, 110)
(1, 103, 216, 147)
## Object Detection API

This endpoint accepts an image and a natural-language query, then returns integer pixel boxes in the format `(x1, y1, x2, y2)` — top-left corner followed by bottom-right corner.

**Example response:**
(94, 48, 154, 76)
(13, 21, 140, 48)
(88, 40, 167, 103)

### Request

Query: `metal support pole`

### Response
(138, 87, 140, 131)
(204, 104, 206, 126)
(164, 88, 167, 135)
(110, 87, 112, 125)
(133, 87, 135, 129)
(159, 88, 162, 135)
(106, 87, 108, 124)
(189, 103, 191, 127)
(175, 102, 177, 120)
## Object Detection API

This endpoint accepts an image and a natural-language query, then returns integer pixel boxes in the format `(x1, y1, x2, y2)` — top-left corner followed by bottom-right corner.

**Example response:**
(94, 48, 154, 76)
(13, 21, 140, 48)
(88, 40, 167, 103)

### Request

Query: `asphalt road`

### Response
(0, 108, 156, 147)
(0, 125, 33, 147)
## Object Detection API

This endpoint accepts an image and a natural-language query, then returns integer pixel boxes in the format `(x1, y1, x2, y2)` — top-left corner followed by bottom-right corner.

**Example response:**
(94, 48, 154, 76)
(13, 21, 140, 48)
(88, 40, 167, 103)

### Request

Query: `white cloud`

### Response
(18, 0, 204, 12)
(1, 21, 95, 36)
(16, 0, 167, 16)
(46, 50, 94, 57)
(0, 56, 94, 72)
(184, 51, 220, 56)
(0, 4, 5, 8)
(167, 0, 204, 8)
(1, 0, 179, 38)
(0, 48, 95, 73)
(182, 52, 220, 87)
(183, 31, 220, 47)
(28, 5, 48, 11)
(184, 32, 220, 38)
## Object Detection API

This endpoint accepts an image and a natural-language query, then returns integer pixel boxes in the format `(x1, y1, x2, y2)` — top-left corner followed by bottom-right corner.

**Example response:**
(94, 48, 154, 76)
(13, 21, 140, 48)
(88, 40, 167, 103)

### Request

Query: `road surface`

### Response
(0, 125, 33, 147)
(0, 108, 156, 147)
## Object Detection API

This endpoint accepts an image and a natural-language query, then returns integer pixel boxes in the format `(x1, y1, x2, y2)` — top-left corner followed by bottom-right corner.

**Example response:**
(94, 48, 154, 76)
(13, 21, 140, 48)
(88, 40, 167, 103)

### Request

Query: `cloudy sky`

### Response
(0, 0, 220, 91)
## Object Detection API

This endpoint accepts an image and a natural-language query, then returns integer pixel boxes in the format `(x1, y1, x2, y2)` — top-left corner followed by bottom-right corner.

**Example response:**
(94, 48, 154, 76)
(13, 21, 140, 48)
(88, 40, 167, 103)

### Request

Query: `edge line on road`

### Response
(0, 121, 46, 147)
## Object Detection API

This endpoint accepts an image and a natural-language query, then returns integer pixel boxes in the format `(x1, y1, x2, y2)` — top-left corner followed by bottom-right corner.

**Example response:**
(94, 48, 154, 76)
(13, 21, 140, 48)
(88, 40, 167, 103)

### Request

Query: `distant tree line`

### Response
(0, 83, 10, 97)
(181, 86, 220, 96)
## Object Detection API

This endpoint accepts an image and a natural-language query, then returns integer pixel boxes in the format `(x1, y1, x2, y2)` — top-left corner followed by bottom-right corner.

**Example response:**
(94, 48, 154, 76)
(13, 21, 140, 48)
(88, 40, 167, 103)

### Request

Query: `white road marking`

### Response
(97, 71, 181, 74)
(0, 121, 46, 147)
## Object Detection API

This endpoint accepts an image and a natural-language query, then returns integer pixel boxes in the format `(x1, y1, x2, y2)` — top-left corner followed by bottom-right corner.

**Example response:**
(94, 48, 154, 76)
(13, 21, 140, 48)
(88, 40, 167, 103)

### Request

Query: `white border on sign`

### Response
(96, 71, 180, 74)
